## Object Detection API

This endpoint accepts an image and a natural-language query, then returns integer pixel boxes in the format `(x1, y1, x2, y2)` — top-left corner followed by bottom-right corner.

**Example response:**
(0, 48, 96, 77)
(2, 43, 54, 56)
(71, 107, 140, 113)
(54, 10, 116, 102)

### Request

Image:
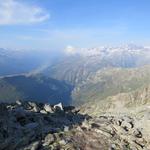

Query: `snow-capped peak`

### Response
(64, 44, 150, 57)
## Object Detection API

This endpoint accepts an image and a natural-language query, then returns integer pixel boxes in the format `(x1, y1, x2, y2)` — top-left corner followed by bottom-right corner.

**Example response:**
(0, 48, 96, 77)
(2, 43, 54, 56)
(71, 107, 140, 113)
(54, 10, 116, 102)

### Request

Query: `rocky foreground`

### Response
(0, 101, 150, 150)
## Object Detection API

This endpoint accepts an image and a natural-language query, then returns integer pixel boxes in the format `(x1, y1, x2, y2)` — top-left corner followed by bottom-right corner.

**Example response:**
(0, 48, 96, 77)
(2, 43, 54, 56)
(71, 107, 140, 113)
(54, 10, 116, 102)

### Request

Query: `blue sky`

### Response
(0, 0, 150, 50)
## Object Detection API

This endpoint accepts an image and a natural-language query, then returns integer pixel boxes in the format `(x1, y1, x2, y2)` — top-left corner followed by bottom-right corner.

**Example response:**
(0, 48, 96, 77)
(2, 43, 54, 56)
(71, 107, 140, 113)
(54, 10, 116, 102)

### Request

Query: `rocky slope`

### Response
(80, 84, 150, 116)
(72, 66, 150, 105)
(0, 101, 150, 150)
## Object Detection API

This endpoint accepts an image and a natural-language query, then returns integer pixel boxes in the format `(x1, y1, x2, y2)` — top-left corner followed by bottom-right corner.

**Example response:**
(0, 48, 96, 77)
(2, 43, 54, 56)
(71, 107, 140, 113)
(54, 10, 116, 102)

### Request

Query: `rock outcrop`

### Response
(0, 101, 150, 150)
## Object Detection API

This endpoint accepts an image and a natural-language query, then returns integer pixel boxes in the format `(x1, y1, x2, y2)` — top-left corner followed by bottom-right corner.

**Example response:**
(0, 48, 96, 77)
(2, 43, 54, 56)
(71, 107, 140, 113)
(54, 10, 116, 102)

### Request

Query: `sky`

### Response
(0, 0, 150, 50)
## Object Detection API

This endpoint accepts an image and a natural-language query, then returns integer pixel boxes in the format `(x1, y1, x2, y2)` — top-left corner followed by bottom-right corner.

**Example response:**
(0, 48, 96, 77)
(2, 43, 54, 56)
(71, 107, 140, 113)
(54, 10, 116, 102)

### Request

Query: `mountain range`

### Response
(0, 44, 150, 107)
(42, 44, 150, 105)
(0, 44, 150, 150)
(0, 48, 61, 76)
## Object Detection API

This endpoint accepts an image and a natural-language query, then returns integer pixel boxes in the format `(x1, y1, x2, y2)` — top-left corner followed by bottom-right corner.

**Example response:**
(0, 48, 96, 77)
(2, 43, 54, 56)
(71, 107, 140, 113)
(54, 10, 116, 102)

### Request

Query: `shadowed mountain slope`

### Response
(0, 75, 73, 105)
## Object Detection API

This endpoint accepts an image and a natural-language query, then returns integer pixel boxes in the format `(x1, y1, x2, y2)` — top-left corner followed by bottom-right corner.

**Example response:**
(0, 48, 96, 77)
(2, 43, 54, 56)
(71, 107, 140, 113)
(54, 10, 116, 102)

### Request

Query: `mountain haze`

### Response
(41, 45, 150, 105)
(0, 45, 150, 106)
(43, 45, 150, 84)
(0, 48, 61, 76)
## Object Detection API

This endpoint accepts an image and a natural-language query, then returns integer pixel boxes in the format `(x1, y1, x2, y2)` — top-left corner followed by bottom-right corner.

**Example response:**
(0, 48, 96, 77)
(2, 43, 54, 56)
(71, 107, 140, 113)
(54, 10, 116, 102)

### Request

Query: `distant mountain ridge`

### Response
(0, 44, 150, 106)
(0, 48, 60, 76)
(41, 45, 150, 105)
(43, 44, 150, 85)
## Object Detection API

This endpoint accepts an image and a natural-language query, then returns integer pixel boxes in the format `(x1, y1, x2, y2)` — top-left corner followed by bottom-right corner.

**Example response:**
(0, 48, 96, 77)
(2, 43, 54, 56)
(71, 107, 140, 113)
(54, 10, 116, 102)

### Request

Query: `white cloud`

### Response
(65, 45, 76, 54)
(0, 0, 50, 25)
